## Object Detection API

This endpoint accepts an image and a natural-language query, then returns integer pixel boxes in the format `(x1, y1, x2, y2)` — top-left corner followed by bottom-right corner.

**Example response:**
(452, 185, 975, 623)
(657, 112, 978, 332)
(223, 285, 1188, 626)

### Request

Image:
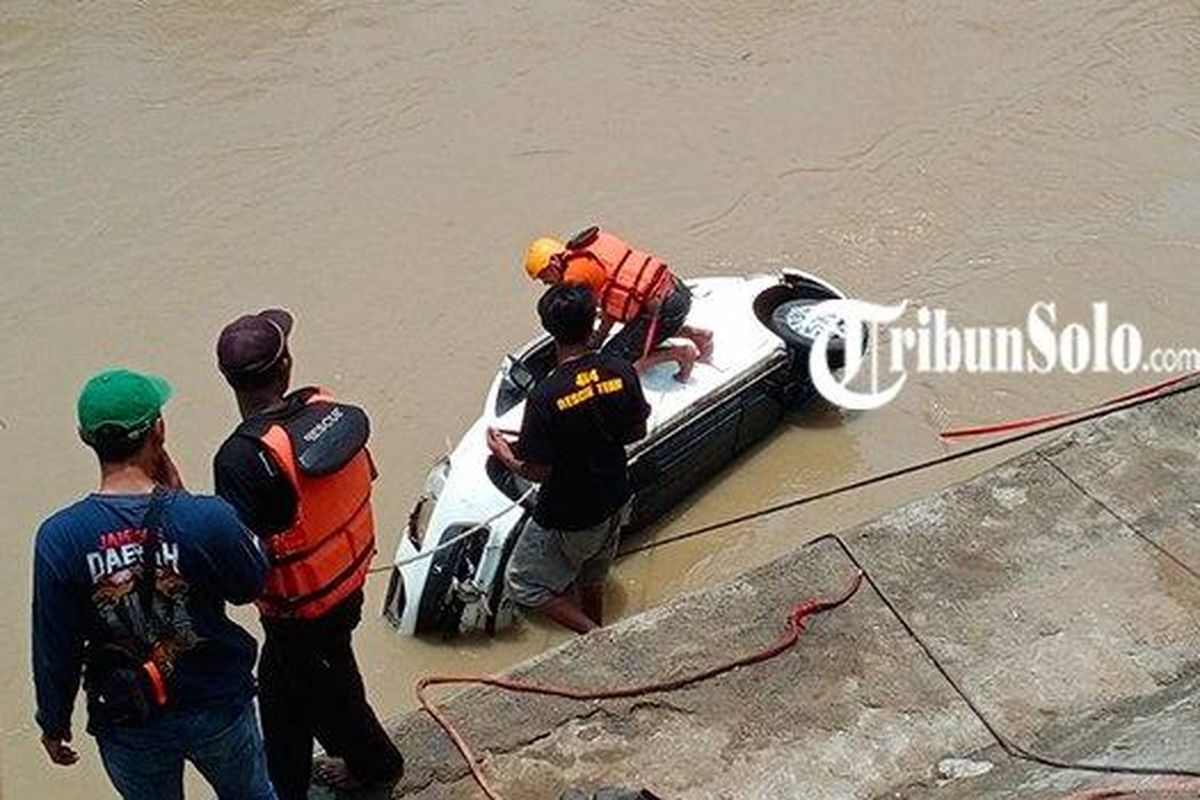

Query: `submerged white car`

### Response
(383, 269, 852, 635)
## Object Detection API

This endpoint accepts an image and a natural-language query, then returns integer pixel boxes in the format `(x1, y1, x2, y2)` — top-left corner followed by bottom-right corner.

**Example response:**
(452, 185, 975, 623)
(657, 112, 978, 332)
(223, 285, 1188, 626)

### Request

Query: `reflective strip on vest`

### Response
(255, 397, 376, 619)
(567, 231, 672, 322)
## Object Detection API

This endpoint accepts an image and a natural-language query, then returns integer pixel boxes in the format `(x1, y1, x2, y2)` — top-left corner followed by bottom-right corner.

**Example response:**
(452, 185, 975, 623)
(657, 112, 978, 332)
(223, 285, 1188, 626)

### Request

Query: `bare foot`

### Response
(313, 756, 363, 791)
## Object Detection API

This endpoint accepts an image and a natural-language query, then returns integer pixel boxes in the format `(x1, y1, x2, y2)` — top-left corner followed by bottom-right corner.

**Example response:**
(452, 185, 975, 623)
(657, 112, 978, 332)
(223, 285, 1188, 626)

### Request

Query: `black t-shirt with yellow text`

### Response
(516, 352, 651, 531)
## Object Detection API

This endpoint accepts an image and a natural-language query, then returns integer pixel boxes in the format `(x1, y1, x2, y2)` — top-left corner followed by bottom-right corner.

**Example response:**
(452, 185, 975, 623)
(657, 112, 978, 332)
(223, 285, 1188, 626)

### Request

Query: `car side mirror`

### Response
(505, 355, 536, 393)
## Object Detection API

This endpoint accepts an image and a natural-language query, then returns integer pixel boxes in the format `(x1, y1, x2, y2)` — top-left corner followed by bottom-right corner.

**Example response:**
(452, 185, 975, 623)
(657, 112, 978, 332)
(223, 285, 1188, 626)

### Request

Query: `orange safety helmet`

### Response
(524, 236, 565, 280)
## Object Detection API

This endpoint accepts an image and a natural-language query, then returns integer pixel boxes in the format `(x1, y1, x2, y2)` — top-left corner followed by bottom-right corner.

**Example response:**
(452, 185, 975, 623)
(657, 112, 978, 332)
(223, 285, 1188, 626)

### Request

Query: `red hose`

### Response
(940, 371, 1200, 440)
(1062, 777, 1200, 797)
(415, 571, 865, 800)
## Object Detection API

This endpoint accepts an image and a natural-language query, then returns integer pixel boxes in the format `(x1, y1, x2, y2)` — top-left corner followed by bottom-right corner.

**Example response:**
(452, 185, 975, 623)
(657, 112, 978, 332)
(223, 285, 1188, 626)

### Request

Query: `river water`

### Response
(2, 1, 1197, 796)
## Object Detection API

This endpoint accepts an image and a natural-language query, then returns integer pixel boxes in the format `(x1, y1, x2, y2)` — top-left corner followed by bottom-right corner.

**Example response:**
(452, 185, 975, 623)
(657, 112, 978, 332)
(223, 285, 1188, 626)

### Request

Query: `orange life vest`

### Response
(255, 390, 376, 619)
(563, 227, 674, 323)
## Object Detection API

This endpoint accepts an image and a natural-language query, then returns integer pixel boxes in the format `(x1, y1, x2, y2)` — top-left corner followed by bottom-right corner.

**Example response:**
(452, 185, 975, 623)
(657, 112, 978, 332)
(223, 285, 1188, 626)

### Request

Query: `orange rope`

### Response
(1062, 777, 1200, 798)
(939, 371, 1200, 440)
(414, 571, 864, 800)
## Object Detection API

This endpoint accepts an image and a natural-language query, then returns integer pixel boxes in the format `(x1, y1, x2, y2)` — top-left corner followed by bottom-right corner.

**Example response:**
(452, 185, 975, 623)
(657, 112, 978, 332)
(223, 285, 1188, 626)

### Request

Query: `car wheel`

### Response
(769, 298, 846, 354)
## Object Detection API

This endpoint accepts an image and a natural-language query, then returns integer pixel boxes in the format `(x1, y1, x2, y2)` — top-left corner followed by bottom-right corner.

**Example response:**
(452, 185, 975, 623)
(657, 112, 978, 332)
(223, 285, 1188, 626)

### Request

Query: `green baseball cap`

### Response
(77, 368, 173, 438)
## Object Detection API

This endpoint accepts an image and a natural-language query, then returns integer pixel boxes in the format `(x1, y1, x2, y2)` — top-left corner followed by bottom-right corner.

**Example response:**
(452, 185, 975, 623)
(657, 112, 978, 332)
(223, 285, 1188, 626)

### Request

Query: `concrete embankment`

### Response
(372, 390, 1200, 799)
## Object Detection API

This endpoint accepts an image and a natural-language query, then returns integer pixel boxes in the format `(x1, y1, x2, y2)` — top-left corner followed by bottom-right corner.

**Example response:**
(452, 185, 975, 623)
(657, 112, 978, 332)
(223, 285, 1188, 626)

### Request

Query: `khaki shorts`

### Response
(505, 507, 627, 608)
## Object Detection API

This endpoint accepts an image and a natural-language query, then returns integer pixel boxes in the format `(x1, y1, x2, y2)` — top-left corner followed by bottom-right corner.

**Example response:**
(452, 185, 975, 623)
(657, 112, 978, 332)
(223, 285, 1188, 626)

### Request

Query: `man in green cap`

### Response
(32, 368, 277, 800)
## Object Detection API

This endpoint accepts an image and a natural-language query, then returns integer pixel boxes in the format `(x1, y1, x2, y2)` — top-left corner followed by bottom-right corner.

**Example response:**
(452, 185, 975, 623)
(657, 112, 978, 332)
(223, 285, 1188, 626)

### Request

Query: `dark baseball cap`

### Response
(77, 369, 173, 438)
(216, 308, 294, 376)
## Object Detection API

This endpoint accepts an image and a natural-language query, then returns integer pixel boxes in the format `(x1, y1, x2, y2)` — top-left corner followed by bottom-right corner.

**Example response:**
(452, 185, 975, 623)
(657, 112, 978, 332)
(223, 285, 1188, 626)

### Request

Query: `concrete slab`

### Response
(366, 390, 1200, 800)
(387, 546, 987, 799)
(1038, 394, 1200, 573)
(891, 671, 1200, 799)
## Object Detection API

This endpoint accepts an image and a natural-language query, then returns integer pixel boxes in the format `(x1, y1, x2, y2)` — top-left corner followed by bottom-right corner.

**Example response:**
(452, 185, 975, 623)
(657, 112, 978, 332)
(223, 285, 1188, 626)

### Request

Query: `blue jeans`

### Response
(97, 701, 276, 800)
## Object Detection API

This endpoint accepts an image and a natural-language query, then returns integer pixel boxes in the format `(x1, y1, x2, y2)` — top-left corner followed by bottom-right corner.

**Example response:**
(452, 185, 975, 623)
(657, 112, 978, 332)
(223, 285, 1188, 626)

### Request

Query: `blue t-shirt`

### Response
(32, 490, 267, 738)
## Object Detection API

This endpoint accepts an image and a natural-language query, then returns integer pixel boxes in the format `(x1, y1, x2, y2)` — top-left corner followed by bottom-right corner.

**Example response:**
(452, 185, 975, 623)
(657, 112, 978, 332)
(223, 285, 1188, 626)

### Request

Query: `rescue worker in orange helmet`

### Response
(524, 227, 713, 382)
(212, 309, 403, 800)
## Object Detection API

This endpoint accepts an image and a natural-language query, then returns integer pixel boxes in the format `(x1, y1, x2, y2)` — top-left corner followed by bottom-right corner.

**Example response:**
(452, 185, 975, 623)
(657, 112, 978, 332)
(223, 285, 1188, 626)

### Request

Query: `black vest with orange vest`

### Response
(244, 388, 376, 619)
(563, 226, 674, 322)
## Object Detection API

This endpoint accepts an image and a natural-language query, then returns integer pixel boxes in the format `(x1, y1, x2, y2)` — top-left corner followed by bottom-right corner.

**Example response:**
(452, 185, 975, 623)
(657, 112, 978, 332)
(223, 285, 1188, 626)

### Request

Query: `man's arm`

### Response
(623, 420, 648, 444)
(197, 500, 268, 605)
(213, 436, 296, 538)
(486, 428, 552, 483)
(486, 392, 556, 483)
(31, 530, 83, 765)
(153, 447, 185, 489)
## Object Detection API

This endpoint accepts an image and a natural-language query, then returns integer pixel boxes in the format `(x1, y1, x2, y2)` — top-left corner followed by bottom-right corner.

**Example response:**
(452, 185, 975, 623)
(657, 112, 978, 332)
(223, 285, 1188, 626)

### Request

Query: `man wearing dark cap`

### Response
(32, 368, 275, 800)
(212, 309, 403, 799)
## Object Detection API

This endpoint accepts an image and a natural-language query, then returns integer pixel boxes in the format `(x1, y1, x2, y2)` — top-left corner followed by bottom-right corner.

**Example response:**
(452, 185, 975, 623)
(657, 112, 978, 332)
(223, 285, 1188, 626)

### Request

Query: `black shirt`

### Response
(212, 393, 309, 539)
(213, 387, 372, 634)
(517, 352, 650, 531)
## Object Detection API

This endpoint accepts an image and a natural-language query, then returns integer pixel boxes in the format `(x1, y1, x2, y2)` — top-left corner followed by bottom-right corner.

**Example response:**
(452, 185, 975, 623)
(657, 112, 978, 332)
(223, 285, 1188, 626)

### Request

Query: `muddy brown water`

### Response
(2, 1, 1198, 796)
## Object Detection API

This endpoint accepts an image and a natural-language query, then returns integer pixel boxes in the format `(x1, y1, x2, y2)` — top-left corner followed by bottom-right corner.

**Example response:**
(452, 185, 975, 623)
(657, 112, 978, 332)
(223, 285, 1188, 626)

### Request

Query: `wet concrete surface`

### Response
(368, 388, 1200, 799)
(895, 670, 1200, 798)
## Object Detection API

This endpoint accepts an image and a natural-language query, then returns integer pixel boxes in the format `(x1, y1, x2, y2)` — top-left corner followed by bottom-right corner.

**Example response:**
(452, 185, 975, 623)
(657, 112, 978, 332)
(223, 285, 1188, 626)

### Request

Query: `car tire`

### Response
(769, 298, 846, 356)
